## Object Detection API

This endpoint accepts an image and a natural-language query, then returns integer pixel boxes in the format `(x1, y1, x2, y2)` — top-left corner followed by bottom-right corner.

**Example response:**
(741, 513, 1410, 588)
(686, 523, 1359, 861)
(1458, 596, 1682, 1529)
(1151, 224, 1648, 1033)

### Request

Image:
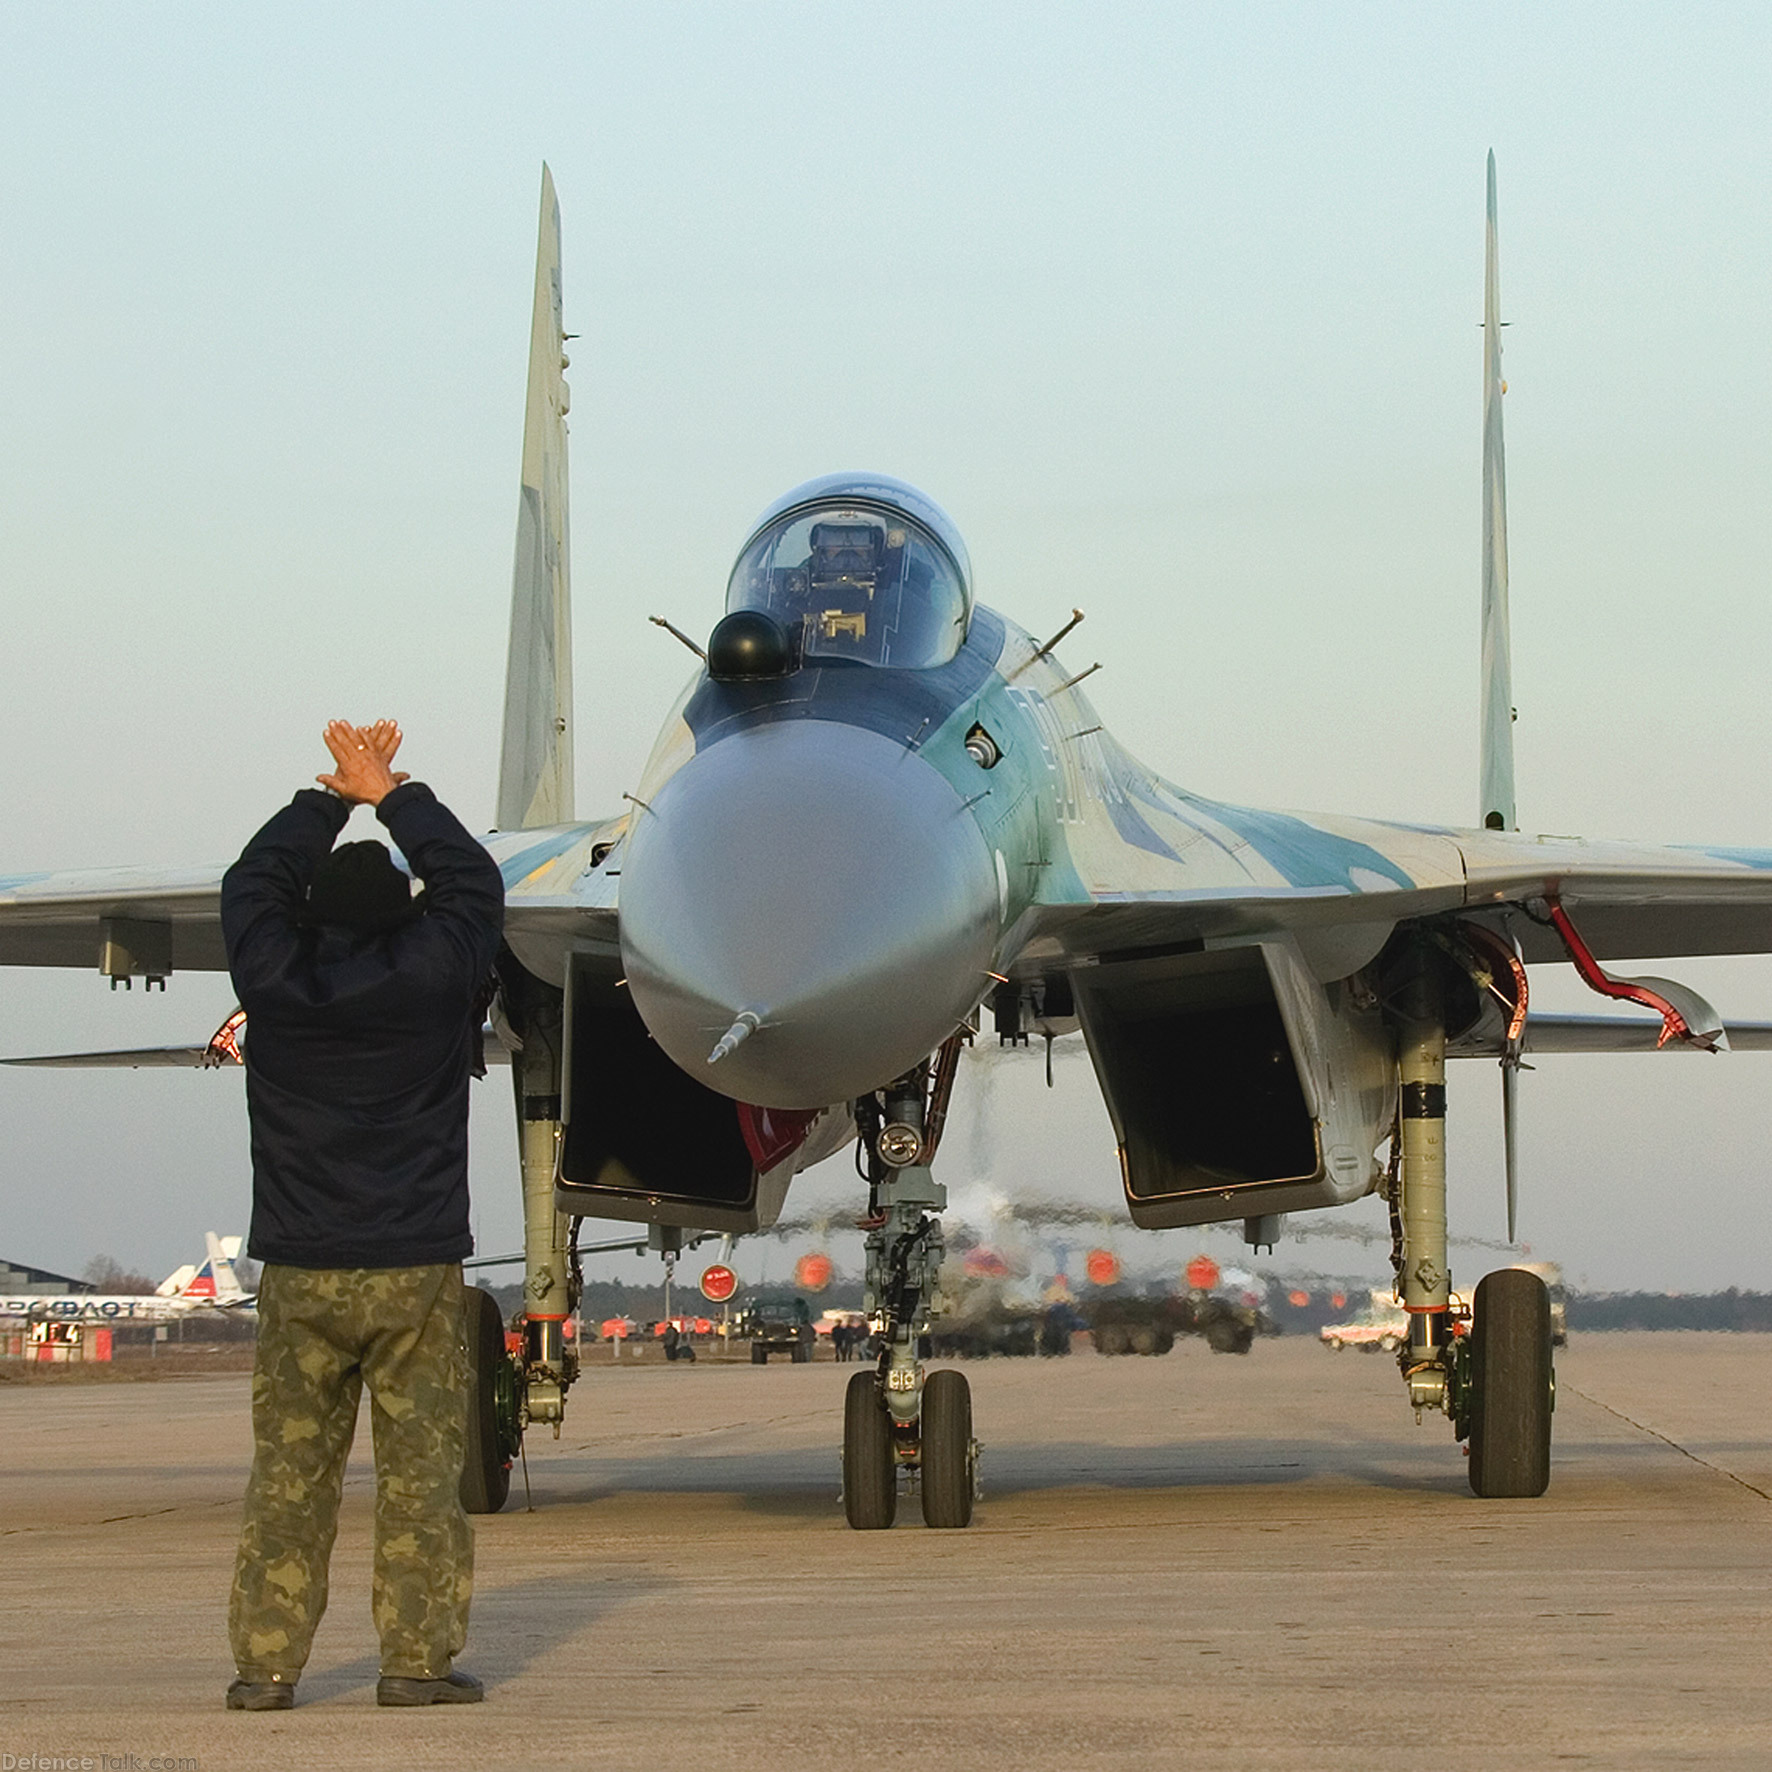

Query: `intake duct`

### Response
(554, 955, 782, 1233)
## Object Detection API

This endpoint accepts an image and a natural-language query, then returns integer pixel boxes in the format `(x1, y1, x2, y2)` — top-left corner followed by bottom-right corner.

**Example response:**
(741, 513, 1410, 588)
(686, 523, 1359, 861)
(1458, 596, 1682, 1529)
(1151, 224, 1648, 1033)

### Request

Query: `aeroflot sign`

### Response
(0, 1297, 163, 1321)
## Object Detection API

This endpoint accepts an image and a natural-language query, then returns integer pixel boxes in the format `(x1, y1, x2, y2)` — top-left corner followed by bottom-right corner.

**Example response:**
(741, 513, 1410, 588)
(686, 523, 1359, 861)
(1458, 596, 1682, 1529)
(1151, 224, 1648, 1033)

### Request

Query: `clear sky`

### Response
(1, 3, 1767, 1294)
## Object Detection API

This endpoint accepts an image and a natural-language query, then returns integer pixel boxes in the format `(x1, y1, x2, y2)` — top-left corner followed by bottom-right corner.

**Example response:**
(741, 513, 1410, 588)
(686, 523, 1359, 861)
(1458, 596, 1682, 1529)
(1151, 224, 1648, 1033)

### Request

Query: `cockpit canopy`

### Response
(725, 474, 973, 671)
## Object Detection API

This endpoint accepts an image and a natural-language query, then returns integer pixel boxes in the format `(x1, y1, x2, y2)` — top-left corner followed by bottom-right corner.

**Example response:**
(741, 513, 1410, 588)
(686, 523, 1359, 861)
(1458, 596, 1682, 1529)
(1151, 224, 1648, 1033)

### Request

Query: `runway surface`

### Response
(2, 1333, 1769, 1769)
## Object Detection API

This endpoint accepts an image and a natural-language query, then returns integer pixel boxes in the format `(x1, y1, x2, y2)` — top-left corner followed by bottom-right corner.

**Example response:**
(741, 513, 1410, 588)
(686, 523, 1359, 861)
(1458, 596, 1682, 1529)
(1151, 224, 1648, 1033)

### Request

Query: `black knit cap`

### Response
(305, 841, 423, 934)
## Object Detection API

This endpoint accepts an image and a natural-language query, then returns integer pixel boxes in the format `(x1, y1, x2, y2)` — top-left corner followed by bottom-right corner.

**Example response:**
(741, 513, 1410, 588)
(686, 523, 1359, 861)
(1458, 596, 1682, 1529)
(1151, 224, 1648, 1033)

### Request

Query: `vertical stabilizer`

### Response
(206, 1231, 246, 1300)
(1480, 150, 1516, 831)
(497, 164, 575, 831)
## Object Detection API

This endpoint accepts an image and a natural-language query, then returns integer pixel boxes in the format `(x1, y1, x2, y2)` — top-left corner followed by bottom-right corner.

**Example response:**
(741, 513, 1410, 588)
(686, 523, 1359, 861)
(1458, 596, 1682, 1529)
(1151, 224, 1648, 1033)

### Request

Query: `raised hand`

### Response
(316, 720, 410, 807)
(362, 719, 409, 773)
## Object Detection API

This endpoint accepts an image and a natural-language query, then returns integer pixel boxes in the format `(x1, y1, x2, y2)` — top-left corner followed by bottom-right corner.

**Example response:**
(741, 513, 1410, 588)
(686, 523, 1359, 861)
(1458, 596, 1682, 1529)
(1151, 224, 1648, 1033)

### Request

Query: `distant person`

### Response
(220, 720, 504, 1712)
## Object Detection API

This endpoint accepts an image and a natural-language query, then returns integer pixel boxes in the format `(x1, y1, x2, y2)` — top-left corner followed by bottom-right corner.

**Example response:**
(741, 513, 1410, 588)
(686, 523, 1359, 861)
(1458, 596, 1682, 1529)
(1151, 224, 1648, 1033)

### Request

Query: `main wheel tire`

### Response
(1469, 1267, 1554, 1499)
(843, 1371, 896, 1529)
(460, 1286, 513, 1515)
(751, 1342, 767, 1364)
(1205, 1318, 1239, 1354)
(920, 1368, 975, 1529)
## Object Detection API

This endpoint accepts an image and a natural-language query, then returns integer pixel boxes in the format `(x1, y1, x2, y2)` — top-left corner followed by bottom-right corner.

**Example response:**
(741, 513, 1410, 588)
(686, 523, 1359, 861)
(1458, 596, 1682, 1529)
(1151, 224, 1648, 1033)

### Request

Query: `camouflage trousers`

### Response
(229, 1263, 473, 1682)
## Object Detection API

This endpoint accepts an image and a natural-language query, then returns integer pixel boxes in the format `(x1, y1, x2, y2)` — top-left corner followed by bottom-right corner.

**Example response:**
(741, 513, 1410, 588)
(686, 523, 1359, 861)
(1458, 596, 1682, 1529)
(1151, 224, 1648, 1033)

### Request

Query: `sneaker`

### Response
(226, 1676, 295, 1711)
(376, 1669, 485, 1707)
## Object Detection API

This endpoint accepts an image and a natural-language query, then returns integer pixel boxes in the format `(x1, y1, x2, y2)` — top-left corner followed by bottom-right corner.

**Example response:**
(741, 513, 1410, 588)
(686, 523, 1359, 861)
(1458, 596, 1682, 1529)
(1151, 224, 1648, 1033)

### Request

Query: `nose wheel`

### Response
(919, 1368, 976, 1528)
(842, 1371, 897, 1529)
(841, 1367, 978, 1530)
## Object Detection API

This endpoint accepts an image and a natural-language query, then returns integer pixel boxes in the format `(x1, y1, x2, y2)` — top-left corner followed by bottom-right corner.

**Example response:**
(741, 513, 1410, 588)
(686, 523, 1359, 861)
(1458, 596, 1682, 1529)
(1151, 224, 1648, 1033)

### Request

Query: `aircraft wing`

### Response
(1457, 829, 1772, 964)
(3, 1025, 516, 1068)
(1522, 1014, 1772, 1054)
(0, 865, 230, 973)
(3, 1043, 231, 1068)
(0, 817, 626, 986)
(1016, 781, 1772, 973)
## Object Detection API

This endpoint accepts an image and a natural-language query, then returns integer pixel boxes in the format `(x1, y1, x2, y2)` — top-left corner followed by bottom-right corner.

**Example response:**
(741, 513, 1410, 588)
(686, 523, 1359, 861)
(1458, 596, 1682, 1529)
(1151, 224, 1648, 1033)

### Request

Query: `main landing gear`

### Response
(461, 970, 579, 1514)
(842, 1044, 980, 1529)
(1390, 953, 1553, 1498)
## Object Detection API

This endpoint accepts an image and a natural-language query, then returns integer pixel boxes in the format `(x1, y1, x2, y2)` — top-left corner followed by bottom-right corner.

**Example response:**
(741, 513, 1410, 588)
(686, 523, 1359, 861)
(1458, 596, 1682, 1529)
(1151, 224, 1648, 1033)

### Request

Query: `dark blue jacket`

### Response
(221, 783, 506, 1269)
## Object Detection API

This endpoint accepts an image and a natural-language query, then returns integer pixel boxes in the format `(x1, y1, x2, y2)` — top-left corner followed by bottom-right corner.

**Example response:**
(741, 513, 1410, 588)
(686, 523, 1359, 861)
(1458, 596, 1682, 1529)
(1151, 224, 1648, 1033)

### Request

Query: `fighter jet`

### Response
(6, 158, 1772, 1526)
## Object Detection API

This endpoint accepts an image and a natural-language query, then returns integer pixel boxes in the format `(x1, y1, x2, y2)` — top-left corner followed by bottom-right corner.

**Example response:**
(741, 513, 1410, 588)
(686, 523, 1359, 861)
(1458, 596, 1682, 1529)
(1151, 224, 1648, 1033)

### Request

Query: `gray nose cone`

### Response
(619, 720, 1001, 1109)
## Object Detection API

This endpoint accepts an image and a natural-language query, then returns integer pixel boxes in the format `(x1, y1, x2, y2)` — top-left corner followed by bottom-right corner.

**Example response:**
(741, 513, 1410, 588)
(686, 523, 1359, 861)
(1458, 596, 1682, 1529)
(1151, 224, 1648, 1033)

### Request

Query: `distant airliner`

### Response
(0, 1232, 254, 1326)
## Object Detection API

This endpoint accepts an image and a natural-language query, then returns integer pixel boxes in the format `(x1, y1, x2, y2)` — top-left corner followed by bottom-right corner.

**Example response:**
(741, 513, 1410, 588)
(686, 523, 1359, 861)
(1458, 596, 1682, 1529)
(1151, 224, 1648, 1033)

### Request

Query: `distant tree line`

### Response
(1566, 1290, 1772, 1332)
(82, 1255, 157, 1294)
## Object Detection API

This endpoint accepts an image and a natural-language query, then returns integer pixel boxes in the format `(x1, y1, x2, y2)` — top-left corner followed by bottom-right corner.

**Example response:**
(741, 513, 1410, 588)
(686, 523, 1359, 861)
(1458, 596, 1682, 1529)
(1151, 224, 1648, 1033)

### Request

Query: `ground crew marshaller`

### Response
(221, 719, 505, 1710)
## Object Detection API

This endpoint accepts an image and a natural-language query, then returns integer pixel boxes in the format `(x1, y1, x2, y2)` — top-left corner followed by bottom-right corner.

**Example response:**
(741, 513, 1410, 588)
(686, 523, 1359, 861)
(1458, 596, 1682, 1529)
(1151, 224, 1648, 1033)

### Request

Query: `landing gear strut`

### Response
(1389, 945, 1554, 1495)
(486, 963, 580, 1510)
(1394, 962, 1454, 1417)
(843, 1043, 979, 1529)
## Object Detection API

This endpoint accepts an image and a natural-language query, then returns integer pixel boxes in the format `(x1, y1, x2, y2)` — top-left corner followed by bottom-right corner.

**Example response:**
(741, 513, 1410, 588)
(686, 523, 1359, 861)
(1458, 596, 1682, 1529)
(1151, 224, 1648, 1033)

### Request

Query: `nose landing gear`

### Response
(840, 1272, 980, 1530)
(842, 1044, 980, 1529)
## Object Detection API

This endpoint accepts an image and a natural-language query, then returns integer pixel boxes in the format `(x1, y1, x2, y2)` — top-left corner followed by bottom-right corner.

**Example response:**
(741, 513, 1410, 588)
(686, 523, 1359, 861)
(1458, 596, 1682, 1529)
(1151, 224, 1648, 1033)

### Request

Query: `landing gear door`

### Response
(1254, 933, 1393, 1208)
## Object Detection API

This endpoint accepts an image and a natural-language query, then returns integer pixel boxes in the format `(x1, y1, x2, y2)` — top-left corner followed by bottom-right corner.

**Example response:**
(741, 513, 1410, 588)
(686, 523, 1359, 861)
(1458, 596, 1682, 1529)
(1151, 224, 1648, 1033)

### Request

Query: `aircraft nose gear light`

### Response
(876, 1122, 922, 1167)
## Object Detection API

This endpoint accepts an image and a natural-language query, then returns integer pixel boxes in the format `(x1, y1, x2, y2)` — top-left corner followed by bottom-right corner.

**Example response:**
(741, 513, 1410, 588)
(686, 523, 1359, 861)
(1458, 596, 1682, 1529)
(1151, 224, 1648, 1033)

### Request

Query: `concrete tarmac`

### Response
(2, 1333, 1769, 1770)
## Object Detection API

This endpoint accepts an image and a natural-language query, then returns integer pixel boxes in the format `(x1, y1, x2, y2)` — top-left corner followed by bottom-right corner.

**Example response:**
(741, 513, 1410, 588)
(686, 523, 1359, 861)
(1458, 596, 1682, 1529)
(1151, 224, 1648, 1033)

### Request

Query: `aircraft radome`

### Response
(7, 157, 1772, 1525)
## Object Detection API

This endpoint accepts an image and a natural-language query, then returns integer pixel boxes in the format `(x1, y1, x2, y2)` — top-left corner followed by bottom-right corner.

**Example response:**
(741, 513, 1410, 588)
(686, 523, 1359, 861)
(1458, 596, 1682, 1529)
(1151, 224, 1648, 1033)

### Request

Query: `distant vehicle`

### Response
(1321, 1292, 1409, 1354)
(738, 1295, 814, 1364)
(1324, 1265, 1565, 1354)
(1090, 1284, 1276, 1357)
(930, 1299, 1044, 1359)
(0, 1233, 254, 1328)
